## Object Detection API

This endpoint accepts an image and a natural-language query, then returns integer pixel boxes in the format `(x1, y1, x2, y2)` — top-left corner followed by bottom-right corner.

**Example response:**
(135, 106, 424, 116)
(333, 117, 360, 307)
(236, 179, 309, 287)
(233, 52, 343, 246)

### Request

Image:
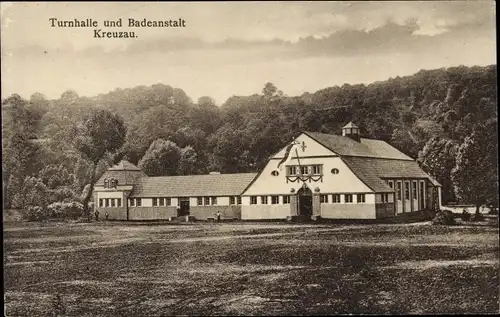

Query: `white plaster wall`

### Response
(241, 205, 292, 219)
(241, 196, 251, 205)
(217, 197, 230, 206)
(141, 198, 153, 207)
(273, 133, 337, 158)
(97, 191, 124, 199)
(190, 197, 198, 206)
(438, 187, 442, 209)
(243, 156, 372, 196)
(171, 198, 179, 206)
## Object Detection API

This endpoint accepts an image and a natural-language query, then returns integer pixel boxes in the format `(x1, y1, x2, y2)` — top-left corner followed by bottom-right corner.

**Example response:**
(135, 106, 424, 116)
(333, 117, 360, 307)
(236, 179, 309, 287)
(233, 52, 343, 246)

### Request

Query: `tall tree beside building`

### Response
(73, 109, 126, 219)
(451, 119, 498, 214)
(417, 137, 459, 204)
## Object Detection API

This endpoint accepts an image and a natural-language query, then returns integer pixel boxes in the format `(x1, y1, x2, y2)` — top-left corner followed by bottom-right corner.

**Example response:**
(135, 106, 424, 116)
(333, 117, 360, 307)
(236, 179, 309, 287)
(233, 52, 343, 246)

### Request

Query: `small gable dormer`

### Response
(342, 121, 360, 142)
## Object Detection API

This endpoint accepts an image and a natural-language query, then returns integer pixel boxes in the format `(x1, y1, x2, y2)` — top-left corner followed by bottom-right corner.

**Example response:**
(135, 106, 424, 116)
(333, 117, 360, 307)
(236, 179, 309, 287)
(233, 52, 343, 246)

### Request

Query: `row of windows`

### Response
(250, 196, 290, 205)
(388, 180, 423, 201)
(152, 198, 172, 207)
(319, 194, 365, 203)
(287, 165, 323, 176)
(129, 198, 142, 207)
(229, 196, 242, 205)
(126, 196, 242, 207)
(197, 197, 218, 206)
(99, 198, 122, 208)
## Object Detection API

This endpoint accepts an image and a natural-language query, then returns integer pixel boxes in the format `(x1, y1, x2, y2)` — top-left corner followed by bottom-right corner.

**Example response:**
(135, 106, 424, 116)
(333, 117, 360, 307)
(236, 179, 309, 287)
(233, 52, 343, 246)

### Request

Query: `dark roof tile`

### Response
(305, 131, 413, 160)
(342, 156, 434, 192)
(129, 173, 257, 197)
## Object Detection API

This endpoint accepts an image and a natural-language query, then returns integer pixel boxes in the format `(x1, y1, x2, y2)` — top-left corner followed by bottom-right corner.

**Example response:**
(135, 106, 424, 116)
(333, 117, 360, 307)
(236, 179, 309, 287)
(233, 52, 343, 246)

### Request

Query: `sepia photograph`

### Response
(2, 1, 498, 315)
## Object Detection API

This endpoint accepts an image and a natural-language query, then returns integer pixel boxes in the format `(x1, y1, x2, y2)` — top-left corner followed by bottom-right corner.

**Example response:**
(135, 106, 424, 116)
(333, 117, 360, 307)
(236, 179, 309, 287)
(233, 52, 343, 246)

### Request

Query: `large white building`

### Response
(94, 122, 442, 221)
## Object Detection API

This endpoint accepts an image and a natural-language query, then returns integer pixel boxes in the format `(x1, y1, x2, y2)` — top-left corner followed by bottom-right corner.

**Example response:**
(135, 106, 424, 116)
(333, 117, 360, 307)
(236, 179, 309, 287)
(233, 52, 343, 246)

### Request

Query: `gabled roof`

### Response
(96, 160, 146, 186)
(108, 160, 142, 171)
(129, 173, 258, 197)
(343, 121, 358, 129)
(304, 131, 413, 160)
(341, 156, 433, 192)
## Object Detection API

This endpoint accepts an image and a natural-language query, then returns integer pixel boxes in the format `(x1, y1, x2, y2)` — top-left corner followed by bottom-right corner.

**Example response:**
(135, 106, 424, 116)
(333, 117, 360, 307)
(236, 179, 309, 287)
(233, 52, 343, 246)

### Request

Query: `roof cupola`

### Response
(342, 121, 360, 142)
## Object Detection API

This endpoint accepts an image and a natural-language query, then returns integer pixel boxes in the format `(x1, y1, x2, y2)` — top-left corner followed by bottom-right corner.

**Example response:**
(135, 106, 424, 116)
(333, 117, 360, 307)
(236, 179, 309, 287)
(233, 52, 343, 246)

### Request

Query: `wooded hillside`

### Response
(2, 64, 497, 209)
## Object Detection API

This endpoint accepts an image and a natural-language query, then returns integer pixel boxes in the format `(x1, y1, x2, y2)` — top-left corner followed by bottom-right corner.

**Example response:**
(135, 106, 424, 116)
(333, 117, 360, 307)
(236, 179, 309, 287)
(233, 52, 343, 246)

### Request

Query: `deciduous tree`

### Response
(451, 119, 498, 214)
(138, 139, 182, 176)
(74, 109, 126, 219)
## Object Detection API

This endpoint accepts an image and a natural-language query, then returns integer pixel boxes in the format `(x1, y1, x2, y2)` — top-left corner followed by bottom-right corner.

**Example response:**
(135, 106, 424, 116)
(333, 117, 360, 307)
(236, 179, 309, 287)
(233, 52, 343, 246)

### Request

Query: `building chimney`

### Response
(342, 121, 361, 142)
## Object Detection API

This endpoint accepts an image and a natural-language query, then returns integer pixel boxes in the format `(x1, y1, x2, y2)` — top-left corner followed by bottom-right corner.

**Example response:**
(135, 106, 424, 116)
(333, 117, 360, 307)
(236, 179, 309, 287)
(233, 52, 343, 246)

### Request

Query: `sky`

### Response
(1, 1, 496, 105)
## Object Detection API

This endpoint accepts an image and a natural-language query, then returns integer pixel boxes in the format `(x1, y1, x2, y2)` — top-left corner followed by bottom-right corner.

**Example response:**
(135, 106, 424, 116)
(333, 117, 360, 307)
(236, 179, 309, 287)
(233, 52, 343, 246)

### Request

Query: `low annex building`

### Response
(94, 122, 442, 221)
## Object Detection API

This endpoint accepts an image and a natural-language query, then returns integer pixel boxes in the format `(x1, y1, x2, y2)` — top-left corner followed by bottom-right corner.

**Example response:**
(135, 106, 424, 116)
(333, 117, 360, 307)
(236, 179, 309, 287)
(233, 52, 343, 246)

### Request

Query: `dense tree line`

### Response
(2, 64, 497, 215)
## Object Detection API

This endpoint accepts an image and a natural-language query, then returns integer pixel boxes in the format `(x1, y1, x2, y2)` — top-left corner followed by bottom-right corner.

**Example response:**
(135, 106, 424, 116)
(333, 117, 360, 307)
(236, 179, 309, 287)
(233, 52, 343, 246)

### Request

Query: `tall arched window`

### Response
(104, 178, 109, 188)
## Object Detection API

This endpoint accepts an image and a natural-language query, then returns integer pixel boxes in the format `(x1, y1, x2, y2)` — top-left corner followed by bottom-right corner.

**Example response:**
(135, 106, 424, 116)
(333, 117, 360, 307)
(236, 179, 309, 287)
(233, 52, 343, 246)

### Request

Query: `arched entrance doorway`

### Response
(297, 184, 313, 216)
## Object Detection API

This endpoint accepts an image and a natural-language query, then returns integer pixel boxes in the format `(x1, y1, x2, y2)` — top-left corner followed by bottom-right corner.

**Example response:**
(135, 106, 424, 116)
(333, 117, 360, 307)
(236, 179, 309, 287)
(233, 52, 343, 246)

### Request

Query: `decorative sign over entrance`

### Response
(286, 174, 323, 183)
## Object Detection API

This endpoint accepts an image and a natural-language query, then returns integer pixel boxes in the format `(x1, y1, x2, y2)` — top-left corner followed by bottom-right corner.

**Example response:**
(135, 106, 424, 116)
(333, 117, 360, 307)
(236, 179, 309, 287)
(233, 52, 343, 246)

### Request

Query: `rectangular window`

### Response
(388, 180, 394, 188)
(166, 198, 172, 206)
(111, 199, 116, 207)
(287, 166, 297, 176)
(159, 198, 165, 207)
(211, 197, 217, 205)
(312, 165, 322, 175)
(136, 198, 142, 207)
(345, 194, 353, 203)
(300, 166, 309, 175)
(397, 182, 402, 201)
(153, 198, 158, 207)
(117, 198, 122, 207)
(412, 181, 417, 199)
(320, 194, 329, 203)
(357, 194, 366, 203)
(261, 196, 268, 205)
(271, 196, 279, 204)
(129, 198, 135, 207)
(230, 196, 236, 205)
(283, 195, 290, 204)
(332, 194, 341, 203)
(250, 196, 257, 205)
(104, 199, 109, 207)
(404, 182, 410, 200)
(99, 199, 104, 207)
(204, 197, 210, 205)
(237, 196, 242, 205)
(197, 197, 203, 206)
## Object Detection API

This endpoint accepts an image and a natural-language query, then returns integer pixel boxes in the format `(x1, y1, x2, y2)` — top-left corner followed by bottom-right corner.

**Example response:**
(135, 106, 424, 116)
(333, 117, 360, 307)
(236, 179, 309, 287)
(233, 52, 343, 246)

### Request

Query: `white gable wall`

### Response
(243, 156, 372, 196)
(272, 133, 335, 159)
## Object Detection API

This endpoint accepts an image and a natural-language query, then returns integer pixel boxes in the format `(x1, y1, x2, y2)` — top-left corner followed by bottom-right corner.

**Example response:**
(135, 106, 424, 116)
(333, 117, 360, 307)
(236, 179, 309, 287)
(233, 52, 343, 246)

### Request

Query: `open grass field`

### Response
(4, 220, 500, 316)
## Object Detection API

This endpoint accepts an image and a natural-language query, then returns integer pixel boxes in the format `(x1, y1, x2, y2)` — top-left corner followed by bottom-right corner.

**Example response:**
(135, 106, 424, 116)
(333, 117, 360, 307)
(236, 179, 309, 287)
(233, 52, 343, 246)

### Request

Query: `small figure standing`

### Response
(95, 209, 99, 221)
(216, 211, 221, 222)
(105, 211, 109, 221)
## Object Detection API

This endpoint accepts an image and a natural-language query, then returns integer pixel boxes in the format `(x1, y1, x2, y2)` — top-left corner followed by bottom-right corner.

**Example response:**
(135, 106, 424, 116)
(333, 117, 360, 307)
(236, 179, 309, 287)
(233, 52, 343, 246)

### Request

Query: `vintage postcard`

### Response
(2, 1, 498, 316)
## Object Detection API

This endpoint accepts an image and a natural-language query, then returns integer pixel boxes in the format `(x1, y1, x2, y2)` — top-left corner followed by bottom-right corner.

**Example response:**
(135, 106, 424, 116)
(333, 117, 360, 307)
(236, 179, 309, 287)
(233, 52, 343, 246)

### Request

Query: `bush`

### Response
(48, 187, 77, 204)
(23, 205, 51, 221)
(461, 210, 471, 221)
(47, 201, 84, 220)
(432, 210, 456, 225)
